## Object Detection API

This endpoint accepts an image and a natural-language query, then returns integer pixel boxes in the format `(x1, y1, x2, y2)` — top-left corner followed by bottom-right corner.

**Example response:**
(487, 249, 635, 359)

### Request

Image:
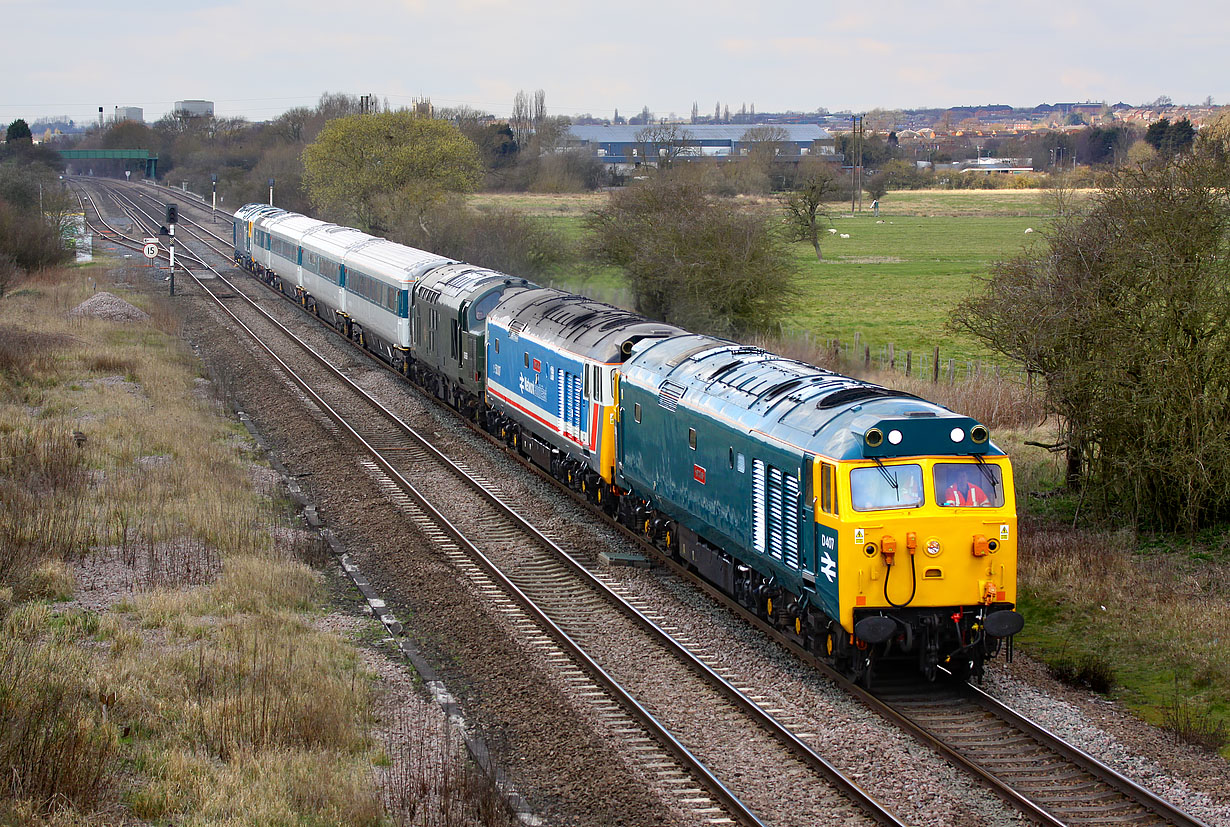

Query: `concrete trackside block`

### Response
(599, 550, 651, 568)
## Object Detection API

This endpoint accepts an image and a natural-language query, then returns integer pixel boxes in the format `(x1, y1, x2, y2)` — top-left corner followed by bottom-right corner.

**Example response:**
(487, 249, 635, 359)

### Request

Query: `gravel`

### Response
(67, 291, 150, 322)
(985, 656, 1230, 826)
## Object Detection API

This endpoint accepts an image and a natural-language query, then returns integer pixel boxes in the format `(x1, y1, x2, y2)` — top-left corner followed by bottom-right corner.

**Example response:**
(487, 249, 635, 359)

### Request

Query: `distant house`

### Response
(566, 123, 836, 168)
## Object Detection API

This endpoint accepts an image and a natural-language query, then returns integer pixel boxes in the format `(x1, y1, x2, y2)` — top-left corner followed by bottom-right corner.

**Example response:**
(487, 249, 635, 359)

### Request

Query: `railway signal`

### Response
(164, 203, 177, 296)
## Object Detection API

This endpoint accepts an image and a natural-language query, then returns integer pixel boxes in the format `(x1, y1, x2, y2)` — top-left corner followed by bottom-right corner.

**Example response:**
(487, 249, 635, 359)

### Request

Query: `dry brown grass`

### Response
(0, 605, 121, 816)
(757, 331, 1047, 431)
(1017, 521, 1230, 753)
(0, 264, 404, 823)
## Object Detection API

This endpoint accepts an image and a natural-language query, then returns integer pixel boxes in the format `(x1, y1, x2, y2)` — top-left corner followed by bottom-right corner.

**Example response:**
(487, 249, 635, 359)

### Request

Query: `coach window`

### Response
(633, 402, 641, 423)
(688, 428, 697, 450)
(729, 447, 735, 469)
(494, 338, 500, 354)
(524, 352, 529, 368)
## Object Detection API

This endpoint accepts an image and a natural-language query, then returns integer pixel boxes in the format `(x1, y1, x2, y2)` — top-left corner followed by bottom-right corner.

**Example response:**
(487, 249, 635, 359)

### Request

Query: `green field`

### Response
(784, 210, 1045, 361)
(471, 190, 1060, 362)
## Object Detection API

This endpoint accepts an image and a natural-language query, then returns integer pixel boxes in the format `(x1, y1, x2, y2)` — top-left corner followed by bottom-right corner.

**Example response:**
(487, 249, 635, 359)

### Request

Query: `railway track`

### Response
(78, 179, 905, 827)
(81, 179, 1216, 827)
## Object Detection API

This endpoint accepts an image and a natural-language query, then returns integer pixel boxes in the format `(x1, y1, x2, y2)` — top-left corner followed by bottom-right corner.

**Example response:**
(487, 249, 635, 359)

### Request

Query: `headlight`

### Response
(925, 538, 942, 557)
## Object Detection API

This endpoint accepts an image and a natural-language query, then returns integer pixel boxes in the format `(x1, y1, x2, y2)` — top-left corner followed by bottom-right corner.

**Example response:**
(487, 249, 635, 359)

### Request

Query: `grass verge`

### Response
(0, 262, 515, 823)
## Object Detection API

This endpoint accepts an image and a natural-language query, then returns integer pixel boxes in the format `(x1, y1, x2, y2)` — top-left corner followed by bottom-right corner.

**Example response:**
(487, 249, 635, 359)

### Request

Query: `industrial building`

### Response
(566, 123, 836, 168)
(173, 100, 214, 117)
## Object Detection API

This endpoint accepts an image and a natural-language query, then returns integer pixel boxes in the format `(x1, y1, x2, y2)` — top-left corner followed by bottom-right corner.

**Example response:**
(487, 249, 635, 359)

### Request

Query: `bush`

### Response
(1163, 694, 1229, 752)
(398, 201, 571, 279)
(1047, 652, 1115, 693)
(952, 154, 1230, 530)
(0, 199, 71, 287)
(586, 174, 799, 336)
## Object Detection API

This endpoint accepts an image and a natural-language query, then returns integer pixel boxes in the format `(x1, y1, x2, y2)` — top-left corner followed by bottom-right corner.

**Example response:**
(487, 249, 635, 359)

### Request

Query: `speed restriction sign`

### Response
(143, 243, 159, 259)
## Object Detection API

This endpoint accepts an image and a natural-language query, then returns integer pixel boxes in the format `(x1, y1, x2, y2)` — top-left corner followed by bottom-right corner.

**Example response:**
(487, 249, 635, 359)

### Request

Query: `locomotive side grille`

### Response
(752, 459, 766, 554)
(783, 474, 800, 569)
(571, 372, 583, 435)
(753, 461, 801, 568)
(767, 465, 784, 561)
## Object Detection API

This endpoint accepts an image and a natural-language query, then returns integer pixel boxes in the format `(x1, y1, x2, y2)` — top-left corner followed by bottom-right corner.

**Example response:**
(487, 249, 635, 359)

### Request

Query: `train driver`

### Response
(938, 465, 992, 507)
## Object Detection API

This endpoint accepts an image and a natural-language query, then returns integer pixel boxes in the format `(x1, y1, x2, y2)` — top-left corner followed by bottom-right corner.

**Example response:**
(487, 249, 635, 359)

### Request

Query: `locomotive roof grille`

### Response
(707, 360, 742, 380)
(816, 386, 916, 409)
(666, 342, 722, 366)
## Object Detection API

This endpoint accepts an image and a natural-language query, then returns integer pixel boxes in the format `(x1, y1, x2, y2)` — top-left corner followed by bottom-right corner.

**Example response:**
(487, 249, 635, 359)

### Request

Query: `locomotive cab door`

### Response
(800, 454, 818, 583)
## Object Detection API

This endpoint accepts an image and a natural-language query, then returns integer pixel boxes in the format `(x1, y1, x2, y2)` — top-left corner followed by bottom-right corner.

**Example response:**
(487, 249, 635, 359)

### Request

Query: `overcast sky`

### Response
(3, 0, 1226, 127)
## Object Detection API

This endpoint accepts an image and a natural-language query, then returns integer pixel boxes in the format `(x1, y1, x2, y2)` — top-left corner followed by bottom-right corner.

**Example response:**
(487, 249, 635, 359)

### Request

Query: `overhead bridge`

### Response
(59, 149, 158, 178)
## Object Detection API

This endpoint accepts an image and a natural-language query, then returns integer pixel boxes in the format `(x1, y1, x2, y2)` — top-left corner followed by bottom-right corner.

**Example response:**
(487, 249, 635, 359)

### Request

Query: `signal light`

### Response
(165, 204, 178, 225)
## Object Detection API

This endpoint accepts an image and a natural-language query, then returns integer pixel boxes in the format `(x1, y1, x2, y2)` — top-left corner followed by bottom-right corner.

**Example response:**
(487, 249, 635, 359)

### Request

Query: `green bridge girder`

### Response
(59, 149, 158, 178)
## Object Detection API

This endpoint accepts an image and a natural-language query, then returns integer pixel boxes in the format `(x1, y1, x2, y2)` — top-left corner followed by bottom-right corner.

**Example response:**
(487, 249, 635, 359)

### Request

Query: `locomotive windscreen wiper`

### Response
(971, 453, 999, 492)
(872, 457, 900, 497)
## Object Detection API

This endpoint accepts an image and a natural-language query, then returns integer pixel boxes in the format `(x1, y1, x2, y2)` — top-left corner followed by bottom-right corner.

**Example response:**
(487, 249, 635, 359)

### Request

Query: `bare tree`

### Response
(781, 157, 840, 261)
(511, 90, 532, 148)
(633, 122, 695, 168)
(532, 89, 546, 125)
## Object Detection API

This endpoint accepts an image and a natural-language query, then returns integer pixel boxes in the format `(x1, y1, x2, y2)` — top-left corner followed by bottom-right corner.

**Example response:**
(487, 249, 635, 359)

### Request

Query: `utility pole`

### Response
(850, 115, 864, 214)
(268, 178, 275, 206)
(211, 174, 218, 223)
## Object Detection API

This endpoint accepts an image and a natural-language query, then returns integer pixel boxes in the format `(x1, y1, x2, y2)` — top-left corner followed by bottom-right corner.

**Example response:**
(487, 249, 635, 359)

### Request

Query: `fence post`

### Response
(932, 346, 940, 383)
(888, 343, 895, 371)
(947, 359, 955, 383)
(905, 351, 912, 376)
(865, 345, 871, 370)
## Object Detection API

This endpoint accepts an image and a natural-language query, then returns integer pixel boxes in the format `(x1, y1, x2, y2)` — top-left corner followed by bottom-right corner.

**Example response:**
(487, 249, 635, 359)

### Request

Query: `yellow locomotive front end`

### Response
(812, 419, 1023, 682)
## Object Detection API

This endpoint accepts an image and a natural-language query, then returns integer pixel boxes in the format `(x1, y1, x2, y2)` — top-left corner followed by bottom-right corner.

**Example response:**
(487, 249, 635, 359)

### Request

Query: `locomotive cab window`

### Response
(850, 464, 923, 512)
(820, 462, 838, 516)
(688, 428, 697, 450)
(934, 463, 1004, 508)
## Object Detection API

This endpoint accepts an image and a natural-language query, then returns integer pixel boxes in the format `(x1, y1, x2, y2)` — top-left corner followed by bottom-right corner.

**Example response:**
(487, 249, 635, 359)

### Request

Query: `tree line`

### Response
(953, 113, 1230, 531)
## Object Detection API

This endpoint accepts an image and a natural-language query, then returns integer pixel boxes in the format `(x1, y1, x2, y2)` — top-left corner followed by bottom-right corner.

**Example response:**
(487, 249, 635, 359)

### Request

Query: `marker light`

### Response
(950, 427, 965, 443)
(888, 429, 903, 445)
